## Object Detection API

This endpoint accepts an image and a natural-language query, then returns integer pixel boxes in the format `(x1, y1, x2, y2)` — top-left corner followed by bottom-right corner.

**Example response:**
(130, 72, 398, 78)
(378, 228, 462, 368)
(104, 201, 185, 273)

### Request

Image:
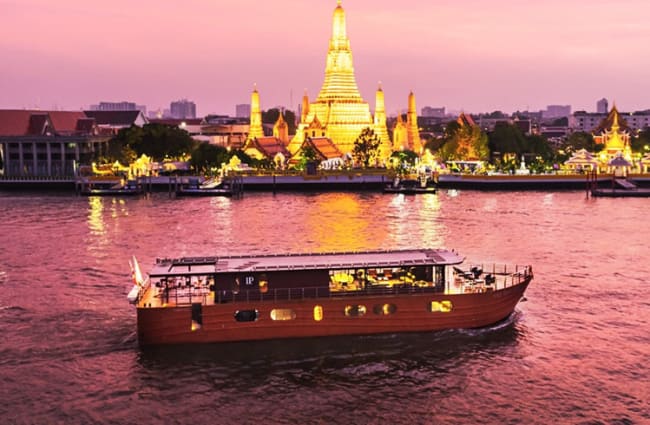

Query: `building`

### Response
(572, 108, 650, 133)
(236, 104, 251, 118)
(0, 110, 110, 177)
(597, 98, 608, 114)
(170, 99, 197, 119)
(542, 105, 571, 119)
(90, 101, 146, 115)
(287, 1, 374, 156)
(421, 107, 445, 118)
(84, 110, 148, 134)
(593, 106, 632, 167)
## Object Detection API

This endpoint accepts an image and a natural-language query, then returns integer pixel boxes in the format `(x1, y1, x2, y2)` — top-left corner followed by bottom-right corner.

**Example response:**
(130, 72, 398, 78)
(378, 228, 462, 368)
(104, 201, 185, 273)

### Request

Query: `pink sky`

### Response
(2, 0, 650, 116)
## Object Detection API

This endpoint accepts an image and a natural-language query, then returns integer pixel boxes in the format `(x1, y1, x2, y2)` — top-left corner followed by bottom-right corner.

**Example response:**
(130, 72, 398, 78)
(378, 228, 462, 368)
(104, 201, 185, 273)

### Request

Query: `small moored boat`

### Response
(128, 248, 532, 346)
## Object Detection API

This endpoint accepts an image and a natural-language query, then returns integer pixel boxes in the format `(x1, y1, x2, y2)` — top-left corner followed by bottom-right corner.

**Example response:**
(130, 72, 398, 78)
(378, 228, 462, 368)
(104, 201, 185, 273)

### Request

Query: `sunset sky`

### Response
(3, 0, 650, 116)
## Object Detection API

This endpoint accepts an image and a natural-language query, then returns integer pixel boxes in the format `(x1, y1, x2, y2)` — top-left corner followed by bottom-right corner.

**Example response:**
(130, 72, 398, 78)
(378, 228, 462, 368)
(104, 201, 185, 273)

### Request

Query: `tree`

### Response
(262, 108, 297, 135)
(563, 131, 599, 153)
(352, 127, 381, 168)
(295, 143, 319, 171)
(525, 134, 554, 161)
(131, 123, 196, 161)
(488, 122, 527, 157)
(189, 143, 229, 173)
(104, 126, 141, 164)
(390, 149, 418, 175)
(439, 121, 489, 162)
(631, 129, 650, 154)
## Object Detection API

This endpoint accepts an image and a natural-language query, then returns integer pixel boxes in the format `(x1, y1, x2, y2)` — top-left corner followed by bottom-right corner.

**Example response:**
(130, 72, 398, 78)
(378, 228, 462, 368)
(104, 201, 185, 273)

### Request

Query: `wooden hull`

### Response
(137, 279, 530, 345)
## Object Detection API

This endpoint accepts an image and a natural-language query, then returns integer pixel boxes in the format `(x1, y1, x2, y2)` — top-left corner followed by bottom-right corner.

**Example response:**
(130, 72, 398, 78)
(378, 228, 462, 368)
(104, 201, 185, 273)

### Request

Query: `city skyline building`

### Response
(597, 98, 608, 114)
(236, 104, 251, 118)
(90, 101, 146, 115)
(170, 99, 196, 119)
(542, 105, 571, 119)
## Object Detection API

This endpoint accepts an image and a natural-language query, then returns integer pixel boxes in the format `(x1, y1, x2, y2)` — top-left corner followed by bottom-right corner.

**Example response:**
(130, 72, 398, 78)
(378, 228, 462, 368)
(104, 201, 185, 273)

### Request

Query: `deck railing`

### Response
(152, 264, 532, 307)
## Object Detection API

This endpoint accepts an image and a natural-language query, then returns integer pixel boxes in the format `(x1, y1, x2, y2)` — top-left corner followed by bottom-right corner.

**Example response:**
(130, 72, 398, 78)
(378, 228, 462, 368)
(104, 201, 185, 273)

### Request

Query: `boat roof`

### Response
(148, 248, 464, 278)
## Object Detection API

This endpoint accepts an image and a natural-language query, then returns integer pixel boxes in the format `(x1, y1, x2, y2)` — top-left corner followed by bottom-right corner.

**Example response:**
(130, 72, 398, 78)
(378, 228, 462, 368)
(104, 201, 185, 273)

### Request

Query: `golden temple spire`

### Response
(301, 89, 310, 123)
(374, 83, 391, 159)
(406, 91, 421, 153)
(318, 0, 362, 102)
(248, 84, 264, 141)
(288, 0, 373, 155)
(273, 109, 289, 143)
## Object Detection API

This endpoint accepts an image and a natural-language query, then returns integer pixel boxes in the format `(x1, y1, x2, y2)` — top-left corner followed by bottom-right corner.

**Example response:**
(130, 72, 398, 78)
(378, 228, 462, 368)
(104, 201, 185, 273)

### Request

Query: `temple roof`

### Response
(0, 110, 93, 136)
(84, 110, 144, 127)
(297, 137, 342, 161)
(593, 105, 629, 134)
(244, 136, 290, 159)
(457, 112, 476, 127)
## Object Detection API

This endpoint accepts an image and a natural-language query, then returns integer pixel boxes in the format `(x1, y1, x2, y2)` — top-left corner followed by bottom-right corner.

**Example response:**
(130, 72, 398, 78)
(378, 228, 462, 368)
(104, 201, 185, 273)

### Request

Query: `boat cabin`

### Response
(143, 249, 465, 307)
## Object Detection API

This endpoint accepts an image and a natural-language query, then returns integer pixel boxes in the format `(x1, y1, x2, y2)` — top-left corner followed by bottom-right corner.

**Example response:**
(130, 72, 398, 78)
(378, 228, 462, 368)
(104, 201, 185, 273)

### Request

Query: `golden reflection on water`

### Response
(416, 194, 445, 248)
(304, 194, 377, 251)
(87, 197, 105, 236)
(386, 194, 445, 249)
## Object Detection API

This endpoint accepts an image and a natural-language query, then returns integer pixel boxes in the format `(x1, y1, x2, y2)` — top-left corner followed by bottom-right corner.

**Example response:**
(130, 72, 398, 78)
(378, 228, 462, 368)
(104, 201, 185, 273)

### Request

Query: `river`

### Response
(0, 190, 647, 424)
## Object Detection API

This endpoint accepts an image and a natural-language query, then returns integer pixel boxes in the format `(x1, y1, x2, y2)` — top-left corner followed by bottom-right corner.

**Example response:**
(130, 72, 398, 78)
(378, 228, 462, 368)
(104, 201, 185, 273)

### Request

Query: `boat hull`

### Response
(136, 279, 529, 345)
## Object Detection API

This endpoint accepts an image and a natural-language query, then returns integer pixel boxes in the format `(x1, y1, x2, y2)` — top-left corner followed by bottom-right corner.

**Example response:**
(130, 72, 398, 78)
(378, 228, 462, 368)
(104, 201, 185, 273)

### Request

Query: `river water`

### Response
(0, 190, 647, 424)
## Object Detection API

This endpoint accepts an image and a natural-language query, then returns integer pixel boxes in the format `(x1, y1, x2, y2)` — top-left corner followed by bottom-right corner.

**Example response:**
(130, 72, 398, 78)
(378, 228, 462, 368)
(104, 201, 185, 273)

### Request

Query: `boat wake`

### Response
(457, 311, 522, 337)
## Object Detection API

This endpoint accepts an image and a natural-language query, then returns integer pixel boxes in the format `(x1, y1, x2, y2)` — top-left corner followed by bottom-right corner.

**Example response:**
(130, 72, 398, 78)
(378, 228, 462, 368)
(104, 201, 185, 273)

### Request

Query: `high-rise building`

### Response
(170, 99, 197, 119)
(236, 104, 251, 118)
(597, 98, 608, 114)
(543, 105, 571, 119)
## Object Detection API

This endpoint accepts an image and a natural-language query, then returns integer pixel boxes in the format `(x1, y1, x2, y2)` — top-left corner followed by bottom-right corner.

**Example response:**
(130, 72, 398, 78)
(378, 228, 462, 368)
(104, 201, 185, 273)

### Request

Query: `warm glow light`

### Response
(313, 305, 323, 322)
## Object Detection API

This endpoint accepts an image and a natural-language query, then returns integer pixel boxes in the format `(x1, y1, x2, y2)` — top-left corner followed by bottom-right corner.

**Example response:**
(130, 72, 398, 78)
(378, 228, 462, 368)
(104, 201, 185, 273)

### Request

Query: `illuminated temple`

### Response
(247, 1, 422, 161)
(287, 0, 374, 156)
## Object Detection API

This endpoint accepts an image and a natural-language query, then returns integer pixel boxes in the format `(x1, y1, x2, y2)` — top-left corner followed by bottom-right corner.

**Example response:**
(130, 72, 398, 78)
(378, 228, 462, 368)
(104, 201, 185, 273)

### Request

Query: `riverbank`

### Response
(1, 172, 649, 192)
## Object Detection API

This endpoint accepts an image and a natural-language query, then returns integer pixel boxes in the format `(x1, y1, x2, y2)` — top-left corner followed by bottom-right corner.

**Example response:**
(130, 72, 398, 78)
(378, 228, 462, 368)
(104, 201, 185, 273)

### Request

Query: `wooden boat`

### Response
(81, 179, 141, 196)
(383, 177, 437, 194)
(128, 249, 533, 346)
(176, 177, 238, 197)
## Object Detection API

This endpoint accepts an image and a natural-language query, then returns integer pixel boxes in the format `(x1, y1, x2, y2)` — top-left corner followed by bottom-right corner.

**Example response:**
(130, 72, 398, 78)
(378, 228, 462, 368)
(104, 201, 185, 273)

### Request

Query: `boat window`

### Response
(259, 273, 268, 293)
(234, 309, 259, 322)
(191, 303, 203, 331)
(430, 300, 453, 313)
(330, 269, 358, 291)
(434, 266, 445, 287)
(344, 305, 367, 317)
(270, 308, 296, 321)
(373, 303, 397, 315)
(313, 305, 323, 321)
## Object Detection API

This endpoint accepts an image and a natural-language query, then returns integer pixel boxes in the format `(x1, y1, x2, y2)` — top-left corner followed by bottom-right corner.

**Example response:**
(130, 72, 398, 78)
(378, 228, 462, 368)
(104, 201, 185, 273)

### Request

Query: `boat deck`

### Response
(137, 264, 531, 309)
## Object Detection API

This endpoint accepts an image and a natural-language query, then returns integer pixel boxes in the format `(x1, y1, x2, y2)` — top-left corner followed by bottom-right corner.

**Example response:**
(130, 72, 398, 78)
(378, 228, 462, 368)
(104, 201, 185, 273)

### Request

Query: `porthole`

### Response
(313, 305, 323, 322)
(430, 300, 453, 313)
(344, 305, 367, 317)
(373, 303, 397, 315)
(234, 309, 259, 322)
(270, 308, 296, 321)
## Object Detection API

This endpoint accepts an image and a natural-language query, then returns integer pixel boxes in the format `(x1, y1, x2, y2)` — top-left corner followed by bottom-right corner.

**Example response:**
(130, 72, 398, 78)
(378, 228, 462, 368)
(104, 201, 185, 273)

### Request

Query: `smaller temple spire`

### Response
(406, 91, 421, 152)
(247, 84, 264, 141)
